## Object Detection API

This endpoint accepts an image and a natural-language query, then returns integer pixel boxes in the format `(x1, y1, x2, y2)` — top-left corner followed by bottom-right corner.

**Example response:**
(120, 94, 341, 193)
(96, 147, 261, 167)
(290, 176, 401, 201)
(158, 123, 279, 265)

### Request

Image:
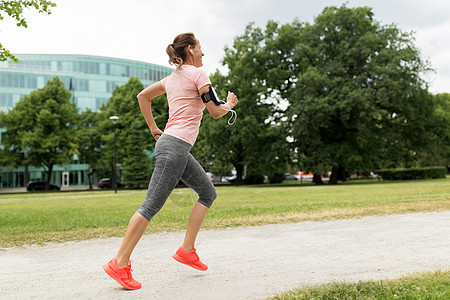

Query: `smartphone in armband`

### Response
(201, 86, 221, 105)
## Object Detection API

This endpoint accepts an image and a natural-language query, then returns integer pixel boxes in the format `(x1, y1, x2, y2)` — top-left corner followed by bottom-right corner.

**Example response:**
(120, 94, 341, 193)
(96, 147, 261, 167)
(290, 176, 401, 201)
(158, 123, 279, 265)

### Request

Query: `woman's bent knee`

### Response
(198, 188, 217, 208)
(136, 206, 159, 222)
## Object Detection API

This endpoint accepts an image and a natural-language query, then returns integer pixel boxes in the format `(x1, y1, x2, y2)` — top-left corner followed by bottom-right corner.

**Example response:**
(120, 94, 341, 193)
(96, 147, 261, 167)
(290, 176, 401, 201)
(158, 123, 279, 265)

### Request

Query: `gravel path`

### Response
(1, 211, 449, 300)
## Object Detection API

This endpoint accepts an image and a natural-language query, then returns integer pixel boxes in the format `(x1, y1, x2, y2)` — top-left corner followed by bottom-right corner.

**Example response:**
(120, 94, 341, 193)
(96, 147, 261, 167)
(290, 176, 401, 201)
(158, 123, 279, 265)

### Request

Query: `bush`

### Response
(244, 173, 265, 185)
(376, 167, 446, 180)
(268, 171, 285, 184)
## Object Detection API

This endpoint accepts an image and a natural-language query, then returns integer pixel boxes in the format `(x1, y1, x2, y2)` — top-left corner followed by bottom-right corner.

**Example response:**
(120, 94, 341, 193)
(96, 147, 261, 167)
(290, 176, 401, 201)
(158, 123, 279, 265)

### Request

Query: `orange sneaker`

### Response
(103, 258, 141, 290)
(172, 246, 208, 271)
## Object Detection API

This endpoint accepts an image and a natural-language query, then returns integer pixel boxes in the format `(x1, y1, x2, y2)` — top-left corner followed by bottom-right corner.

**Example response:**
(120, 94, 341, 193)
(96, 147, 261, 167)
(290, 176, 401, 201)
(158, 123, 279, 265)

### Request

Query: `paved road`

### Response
(1, 211, 449, 300)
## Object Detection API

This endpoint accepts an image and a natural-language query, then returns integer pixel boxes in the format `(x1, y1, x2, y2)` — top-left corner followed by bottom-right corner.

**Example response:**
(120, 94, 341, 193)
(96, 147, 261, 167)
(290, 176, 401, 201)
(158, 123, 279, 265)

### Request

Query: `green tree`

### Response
(193, 23, 292, 185)
(1, 0, 56, 62)
(1, 77, 78, 189)
(121, 120, 152, 188)
(77, 109, 102, 189)
(287, 5, 433, 184)
(258, 20, 303, 183)
(98, 77, 167, 182)
(417, 93, 450, 169)
(98, 77, 145, 181)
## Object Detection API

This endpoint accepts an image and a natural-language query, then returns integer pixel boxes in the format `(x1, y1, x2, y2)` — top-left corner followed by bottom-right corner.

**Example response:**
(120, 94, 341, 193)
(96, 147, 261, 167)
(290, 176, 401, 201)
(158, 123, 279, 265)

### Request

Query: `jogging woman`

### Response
(103, 32, 238, 290)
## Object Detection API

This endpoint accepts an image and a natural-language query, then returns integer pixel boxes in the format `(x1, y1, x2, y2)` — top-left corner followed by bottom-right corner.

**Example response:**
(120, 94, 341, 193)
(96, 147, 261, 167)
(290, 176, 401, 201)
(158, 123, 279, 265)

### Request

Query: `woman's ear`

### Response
(187, 45, 194, 55)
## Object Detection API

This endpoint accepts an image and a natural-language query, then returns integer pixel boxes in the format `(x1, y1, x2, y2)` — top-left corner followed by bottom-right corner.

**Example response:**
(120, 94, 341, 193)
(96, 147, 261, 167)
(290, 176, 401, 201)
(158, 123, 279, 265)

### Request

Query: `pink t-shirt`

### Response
(160, 65, 211, 146)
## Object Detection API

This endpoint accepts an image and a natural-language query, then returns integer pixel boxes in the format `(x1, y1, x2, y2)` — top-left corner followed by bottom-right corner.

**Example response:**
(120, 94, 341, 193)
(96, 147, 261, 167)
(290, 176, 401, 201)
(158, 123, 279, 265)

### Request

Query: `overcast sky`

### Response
(1, 0, 449, 93)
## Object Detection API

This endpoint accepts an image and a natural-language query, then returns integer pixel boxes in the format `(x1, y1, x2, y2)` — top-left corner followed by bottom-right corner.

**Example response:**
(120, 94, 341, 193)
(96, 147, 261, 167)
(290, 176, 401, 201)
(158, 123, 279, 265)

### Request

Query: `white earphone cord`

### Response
(221, 101, 237, 125)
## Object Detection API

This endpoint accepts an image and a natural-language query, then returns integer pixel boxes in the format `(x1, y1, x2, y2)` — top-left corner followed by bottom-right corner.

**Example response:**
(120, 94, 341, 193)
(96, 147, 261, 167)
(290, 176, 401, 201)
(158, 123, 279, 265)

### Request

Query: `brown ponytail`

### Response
(166, 32, 197, 67)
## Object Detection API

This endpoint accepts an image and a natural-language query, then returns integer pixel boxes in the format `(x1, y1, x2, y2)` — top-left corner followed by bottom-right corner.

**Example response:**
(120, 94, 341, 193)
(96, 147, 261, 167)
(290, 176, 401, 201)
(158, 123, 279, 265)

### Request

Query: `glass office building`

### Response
(0, 54, 172, 189)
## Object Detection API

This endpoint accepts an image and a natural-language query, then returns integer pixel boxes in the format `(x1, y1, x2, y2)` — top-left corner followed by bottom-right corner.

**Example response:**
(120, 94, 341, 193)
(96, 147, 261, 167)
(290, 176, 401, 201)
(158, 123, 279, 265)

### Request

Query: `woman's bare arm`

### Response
(137, 82, 166, 140)
(199, 85, 238, 119)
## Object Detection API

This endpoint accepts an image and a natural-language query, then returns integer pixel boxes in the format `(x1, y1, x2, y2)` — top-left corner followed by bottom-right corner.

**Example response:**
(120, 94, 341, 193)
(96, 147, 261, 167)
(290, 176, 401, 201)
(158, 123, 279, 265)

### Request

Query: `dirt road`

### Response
(1, 211, 449, 299)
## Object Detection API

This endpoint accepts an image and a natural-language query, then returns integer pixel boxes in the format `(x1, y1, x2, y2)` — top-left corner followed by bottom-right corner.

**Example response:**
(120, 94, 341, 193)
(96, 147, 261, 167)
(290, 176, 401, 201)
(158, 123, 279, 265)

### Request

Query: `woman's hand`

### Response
(226, 91, 238, 109)
(151, 127, 164, 141)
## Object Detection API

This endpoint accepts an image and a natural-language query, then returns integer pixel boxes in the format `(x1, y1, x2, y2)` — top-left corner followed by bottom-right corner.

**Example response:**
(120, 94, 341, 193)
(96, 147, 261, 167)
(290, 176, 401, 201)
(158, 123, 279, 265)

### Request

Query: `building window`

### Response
(96, 98, 108, 110)
(26, 76, 37, 89)
(73, 61, 100, 74)
(111, 64, 125, 76)
(106, 81, 118, 93)
(89, 80, 106, 92)
(73, 79, 89, 91)
(0, 93, 13, 107)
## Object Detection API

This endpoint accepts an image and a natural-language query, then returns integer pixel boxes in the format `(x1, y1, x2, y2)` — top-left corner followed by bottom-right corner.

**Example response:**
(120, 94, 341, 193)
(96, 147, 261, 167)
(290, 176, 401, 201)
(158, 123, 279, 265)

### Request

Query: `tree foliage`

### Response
(196, 4, 440, 185)
(96, 77, 146, 179)
(0, 0, 56, 62)
(287, 5, 434, 183)
(0, 77, 78, 189)
(96, 77, 166, 182)
(121, 119, 152, 188)
(77, 109, 102, 189)
(193, 23, 293, 185)
(417, 93, 450, 169)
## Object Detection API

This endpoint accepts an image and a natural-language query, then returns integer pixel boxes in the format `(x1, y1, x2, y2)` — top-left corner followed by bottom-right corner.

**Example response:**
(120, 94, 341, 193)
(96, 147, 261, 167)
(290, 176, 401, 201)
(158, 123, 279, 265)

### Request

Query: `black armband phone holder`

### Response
(201, 86, 221, 105)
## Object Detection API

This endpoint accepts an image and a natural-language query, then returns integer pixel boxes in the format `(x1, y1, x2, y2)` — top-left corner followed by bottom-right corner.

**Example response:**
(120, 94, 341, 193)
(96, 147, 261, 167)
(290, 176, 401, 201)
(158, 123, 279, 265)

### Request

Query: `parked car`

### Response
(211, 175, 228, 183)
(97, 178, 123, 189)
(285, 174, 298, 181)
(226, 175, 237, 182)
(26, 181, 60, 191)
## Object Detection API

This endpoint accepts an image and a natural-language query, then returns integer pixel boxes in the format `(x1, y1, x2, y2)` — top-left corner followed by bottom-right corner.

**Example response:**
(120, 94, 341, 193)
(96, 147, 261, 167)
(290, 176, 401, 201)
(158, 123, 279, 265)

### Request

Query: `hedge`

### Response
(268, 171, 285, 184)
(376, 167, 446, 180)
(244, 173, 265, 185)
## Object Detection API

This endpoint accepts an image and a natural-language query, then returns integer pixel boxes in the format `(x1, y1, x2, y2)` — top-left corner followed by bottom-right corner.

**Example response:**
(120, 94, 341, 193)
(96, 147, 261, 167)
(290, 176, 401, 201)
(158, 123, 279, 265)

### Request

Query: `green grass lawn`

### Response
(268, 270, 449, 300)
(0, 178, 449, 247)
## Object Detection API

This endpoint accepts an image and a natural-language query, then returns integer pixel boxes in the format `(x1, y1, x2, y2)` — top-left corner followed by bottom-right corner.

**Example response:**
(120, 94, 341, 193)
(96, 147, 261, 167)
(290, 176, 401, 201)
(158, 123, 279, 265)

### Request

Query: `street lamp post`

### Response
(109, 116, 119, 194)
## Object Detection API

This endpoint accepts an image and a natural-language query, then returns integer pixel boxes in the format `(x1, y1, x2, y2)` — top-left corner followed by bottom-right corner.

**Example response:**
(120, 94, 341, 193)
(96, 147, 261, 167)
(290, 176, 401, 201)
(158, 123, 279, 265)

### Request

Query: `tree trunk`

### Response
(330, 165, 347, 184)
(235, 163, 244, 186)
(88, 167, 94, 190)
(24, 165, 29, 187)
(337, 165, 347, 182)
(313, 173, 323, 185)
(45, 164, 54, 190)
(329, 166, 338, 185)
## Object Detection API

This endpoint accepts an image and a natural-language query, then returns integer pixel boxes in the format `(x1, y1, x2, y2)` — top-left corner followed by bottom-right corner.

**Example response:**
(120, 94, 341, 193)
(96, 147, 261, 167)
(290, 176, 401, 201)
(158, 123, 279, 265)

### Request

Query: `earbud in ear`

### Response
(190, 50, 194, 55)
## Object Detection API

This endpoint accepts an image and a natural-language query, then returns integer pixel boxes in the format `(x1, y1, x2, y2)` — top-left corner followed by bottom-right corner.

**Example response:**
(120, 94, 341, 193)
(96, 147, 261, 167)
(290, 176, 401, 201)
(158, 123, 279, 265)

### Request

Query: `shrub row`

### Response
(376, 167, 446, 180)
(244, 173, 265, 185)
(268, 171, 285, 184)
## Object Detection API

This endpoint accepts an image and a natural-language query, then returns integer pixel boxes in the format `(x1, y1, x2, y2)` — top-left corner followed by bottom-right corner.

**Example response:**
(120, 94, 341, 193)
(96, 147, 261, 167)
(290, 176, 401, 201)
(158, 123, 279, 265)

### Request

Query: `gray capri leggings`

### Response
(137, 134, 217, 221)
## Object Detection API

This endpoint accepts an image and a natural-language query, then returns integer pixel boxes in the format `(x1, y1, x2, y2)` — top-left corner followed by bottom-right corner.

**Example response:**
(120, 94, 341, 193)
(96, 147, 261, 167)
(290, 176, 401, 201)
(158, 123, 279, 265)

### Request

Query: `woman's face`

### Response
(190, 38, 204, 67)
